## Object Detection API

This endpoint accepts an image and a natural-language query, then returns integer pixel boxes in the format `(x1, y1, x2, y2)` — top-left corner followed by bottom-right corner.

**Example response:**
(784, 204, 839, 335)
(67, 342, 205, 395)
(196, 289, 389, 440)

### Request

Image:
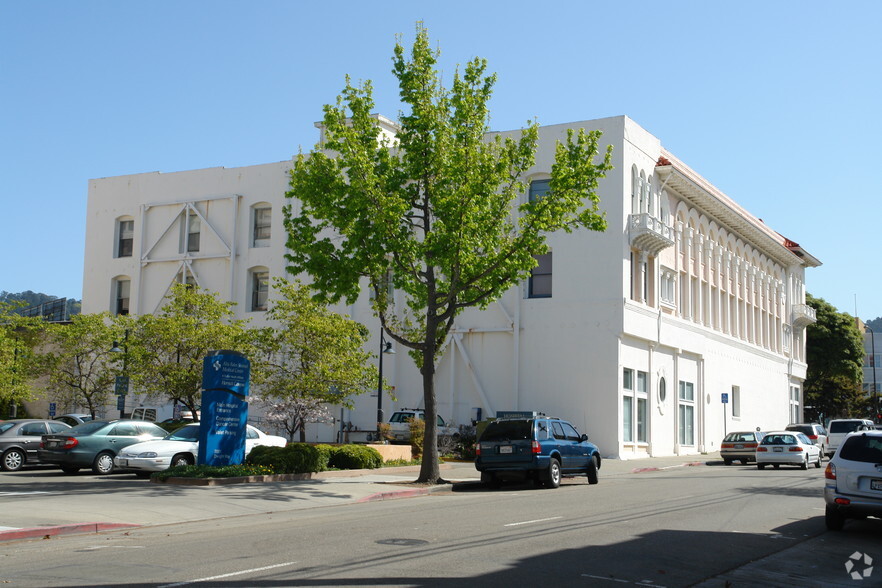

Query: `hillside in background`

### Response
(0, 290, 81, 318)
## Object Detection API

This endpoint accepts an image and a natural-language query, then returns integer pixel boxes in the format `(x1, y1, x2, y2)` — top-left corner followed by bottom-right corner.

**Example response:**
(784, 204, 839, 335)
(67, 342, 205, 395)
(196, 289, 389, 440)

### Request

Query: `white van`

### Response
(827, 419, 875, 456)
(130, 405, 196, 423)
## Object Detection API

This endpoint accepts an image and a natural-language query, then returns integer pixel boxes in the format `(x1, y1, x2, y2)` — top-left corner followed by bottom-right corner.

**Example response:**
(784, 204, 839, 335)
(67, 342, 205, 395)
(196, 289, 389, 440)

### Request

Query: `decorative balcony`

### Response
(628, 213, 675, 256)
(792, 304, 817, 329)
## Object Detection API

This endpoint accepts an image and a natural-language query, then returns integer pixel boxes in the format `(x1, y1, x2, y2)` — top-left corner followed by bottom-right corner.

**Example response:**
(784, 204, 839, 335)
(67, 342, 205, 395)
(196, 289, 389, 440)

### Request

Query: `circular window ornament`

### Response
(658, 377, 667, 403)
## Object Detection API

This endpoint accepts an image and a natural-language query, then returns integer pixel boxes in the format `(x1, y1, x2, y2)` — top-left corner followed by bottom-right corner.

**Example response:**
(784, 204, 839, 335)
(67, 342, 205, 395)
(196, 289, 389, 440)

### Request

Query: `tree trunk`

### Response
(416, 317, 443, 484)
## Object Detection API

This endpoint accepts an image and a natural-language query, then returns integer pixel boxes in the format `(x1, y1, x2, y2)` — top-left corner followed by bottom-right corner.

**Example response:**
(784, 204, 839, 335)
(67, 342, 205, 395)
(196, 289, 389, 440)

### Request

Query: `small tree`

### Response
(804, 294, 868, 421)
(0, 301, 45, 412)
(251, 279, 377, 441)
(38, 313, 116, 418)
(125, 284, 253, 419)
(284, 24, 611, 483)
(254, 396, 332, 443)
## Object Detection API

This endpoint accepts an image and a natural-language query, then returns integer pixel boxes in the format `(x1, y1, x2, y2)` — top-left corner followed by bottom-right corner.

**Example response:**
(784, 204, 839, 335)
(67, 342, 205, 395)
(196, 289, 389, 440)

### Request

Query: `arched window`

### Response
(638, 171, 647, 213)
(631, 166, 639, 213)
(249, 267, 269, 311)
(112, 276, 131, 316)
(115, 217, 134, 258)
(529, 178, 551, 203)
(251, 203, 271, 248)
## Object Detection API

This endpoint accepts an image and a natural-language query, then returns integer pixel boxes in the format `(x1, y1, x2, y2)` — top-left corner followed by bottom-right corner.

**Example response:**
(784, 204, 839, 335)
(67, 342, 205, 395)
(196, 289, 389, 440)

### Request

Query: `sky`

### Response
(2, 1, 880, 320)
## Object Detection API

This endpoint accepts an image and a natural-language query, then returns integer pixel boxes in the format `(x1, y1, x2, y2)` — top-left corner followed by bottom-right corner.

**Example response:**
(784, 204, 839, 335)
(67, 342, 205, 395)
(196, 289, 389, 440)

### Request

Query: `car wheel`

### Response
(60, 465, 80, 474)
(586, 456, 599, 485)
(815, 453, 822, 468)
(481, 472, 500, 489)
(800, 455, 808, 470)
(740, 459, 749, 465)
(92, 451, 115, 475)
(723, 458, 732, 466)
(1, 449, 25, 472)
(757, 464, 766, 470)
(825, 505, 846, 531)
(773, 464, 780, 469)
(170, 453, 194, 468)
(135, 471, 152, 479)
(545, 458, 561, 489)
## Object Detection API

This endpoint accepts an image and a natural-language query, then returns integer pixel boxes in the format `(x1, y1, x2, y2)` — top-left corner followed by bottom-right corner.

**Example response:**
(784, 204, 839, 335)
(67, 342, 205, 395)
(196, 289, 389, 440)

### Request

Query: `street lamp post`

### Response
(376, 331, 395, 439)
(110, 330, 130, 419)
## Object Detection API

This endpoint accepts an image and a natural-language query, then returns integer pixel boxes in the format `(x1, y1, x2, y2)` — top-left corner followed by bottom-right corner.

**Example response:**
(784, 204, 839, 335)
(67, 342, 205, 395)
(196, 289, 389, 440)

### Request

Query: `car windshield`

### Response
(786, 426, 810, 435)
(166, 425, 200, 442)
(839, 435, 882, 463)
(831, 421, 864, 434)
(761, 434, 797, 445)
(69, 420, 110, 435)
(481, 420, 532, 441)
(724, 433, 756, 442)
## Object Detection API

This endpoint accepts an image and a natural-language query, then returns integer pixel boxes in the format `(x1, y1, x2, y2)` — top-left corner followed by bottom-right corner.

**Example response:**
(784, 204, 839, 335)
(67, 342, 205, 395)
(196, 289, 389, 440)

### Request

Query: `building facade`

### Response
(82, 115, 820, 458)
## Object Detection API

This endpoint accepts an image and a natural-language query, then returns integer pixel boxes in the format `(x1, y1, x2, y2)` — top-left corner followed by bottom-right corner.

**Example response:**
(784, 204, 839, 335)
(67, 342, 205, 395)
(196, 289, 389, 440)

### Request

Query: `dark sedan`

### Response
(1, 419, 72, 471)
(38, 419, 167, 475)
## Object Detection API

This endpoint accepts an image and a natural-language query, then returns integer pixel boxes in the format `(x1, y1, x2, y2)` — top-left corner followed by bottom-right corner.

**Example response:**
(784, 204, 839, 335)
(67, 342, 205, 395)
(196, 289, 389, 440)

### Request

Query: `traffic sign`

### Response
(721, 393, 729, 404)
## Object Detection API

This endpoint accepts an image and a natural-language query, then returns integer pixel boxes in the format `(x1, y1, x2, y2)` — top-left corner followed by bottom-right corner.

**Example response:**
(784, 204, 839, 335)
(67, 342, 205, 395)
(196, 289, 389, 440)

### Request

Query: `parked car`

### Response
(720, 431, 765, 465)
(53, 414, 94, 427)
(0, 419, 72, 471)
(114, 423, 287, 477)
(38, 419, 168, 475)
(756, 431, 822, 470)
(385, 409, 459, 442)
(785, 423, 829, 457)
(824, 430, 882, 530)
(475, 413, 601, 488)
(827, 419, 875, 457)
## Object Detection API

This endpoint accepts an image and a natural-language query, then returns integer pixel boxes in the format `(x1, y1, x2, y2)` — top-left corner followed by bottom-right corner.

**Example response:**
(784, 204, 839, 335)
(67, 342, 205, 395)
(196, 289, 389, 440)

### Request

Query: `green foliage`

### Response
(408, 417, 425, 458)
(36, 313, 117, 418)
(0, 302, 46, 407)
(250, 279, 378, 440)
(245, 443, 327, 474)
(151, 463, 275, 481)
(805, 294, 868, 421)
(326, 444, 383, 470)
(284, 23, 611, 484)
(124, 284, 253, 418)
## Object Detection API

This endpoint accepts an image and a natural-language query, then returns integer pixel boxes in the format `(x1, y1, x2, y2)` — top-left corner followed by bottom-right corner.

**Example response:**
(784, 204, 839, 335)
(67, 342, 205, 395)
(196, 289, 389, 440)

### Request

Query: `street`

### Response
(2, 461, 882, 586)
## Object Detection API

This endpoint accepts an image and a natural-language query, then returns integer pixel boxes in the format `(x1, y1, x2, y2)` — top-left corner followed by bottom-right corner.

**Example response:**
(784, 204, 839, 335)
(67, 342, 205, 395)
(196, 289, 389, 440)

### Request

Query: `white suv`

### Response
(824, 430, 882, 530)
(827, 419, 874, 457)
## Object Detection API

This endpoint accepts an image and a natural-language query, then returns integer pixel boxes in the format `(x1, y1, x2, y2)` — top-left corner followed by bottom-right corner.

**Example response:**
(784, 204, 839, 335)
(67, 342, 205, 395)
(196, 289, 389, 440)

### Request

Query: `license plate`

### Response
(735, 444, 744, 449)
(499, 445, 513, 454)
(118, 459, 128, 467)
(871, 479, 882, 491)
(773, 447, 783, 452)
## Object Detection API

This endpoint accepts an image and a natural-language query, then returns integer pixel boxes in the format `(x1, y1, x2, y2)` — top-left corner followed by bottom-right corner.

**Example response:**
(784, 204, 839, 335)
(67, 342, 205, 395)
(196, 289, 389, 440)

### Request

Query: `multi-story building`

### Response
(82, 115, 820, 458)
(860, 321, 882, 418)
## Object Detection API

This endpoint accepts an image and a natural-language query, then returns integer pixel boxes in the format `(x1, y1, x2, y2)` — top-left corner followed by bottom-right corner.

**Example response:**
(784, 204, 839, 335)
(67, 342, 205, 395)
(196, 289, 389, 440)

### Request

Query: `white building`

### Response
(82, 115, 820, 458)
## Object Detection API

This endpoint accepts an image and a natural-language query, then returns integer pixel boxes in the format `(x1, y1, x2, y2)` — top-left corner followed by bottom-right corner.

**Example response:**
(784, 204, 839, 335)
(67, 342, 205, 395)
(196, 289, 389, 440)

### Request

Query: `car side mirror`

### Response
(581, 434, 588, 442)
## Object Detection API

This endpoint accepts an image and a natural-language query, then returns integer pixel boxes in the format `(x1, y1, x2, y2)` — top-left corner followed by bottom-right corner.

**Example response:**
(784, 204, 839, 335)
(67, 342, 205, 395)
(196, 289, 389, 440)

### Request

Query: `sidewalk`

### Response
(0, 454, 715, 543)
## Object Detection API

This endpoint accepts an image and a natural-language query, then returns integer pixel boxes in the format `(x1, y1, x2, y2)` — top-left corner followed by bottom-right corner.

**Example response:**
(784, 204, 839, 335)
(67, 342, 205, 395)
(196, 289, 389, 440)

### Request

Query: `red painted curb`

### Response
(0, 522, 139, 542)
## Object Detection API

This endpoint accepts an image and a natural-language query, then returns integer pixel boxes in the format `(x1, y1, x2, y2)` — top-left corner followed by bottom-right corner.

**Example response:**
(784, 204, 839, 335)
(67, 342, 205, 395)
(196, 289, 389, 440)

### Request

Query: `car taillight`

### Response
(721, 443, 733, 449)
(757, 447, 767, 452)
(825, 463, 836, 480)
(789, 446, 804, 452)
(532, 441, 541, 454)
(62, 438, 78, 449)
(745, 443, 757, 448)
(475, 445, 481, 456)
(808, 435, 818, 440)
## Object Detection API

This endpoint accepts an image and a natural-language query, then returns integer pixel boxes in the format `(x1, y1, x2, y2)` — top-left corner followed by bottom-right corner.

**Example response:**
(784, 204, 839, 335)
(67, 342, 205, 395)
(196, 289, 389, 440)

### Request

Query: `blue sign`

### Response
(721, 393, 729, 404)
(48, 402, 56, 417)
(198, 351, 251, 467)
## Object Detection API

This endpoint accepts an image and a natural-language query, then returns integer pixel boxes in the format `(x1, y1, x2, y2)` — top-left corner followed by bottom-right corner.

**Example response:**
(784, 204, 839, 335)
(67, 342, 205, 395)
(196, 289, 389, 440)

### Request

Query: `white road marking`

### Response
(582, 574, 667, 587)
(158, 561, 298, 587)
(504, 516, 563, 527)
(0, 491, 52, 496)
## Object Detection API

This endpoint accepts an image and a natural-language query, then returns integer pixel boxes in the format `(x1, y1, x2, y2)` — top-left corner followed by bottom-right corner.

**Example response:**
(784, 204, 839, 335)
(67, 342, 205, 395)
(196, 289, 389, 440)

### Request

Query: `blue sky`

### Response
(2, 1, 880, 319)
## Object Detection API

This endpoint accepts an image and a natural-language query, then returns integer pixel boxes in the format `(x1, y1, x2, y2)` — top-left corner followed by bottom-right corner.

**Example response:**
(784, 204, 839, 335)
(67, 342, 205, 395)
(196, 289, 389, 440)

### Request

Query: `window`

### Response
(731, 385, 741, 418)
(678, 380, 695, 446)
(251, 270, 268, 311)
(624, 369, 648, 444)
(114, 278, 130, 316)
(529, 179, 550, 203)
(623, 368, 634, 443)
(790, 386, 800, 424)
(184, 211, 200, 253)
(252, 206, 271, 247)
(117, 219, 133, 258)
(529, 252, 552, 298)
(660, 268, 676, 307)
(636, 371, 648, 442)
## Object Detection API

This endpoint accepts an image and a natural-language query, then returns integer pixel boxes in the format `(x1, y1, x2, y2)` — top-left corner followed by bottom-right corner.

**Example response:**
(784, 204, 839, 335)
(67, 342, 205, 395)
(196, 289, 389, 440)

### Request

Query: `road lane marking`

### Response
(504, 516, 563, 527)
(159, 561, 298, 587)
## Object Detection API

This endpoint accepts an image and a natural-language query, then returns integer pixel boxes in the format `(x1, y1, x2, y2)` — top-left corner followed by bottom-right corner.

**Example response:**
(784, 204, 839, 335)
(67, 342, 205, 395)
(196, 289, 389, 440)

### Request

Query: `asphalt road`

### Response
(3, 459, 882, 586)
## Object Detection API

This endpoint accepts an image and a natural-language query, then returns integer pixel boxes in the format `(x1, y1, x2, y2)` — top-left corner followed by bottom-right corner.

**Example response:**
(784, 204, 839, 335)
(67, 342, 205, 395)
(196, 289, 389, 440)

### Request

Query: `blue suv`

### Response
(475, 413, 601, 488)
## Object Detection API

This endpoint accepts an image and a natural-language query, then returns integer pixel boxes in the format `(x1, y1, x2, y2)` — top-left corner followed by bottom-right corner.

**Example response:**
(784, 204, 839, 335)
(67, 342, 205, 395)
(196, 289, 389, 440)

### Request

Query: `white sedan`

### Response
(756, 431, 822, 470)
(114, 423, 286, 477)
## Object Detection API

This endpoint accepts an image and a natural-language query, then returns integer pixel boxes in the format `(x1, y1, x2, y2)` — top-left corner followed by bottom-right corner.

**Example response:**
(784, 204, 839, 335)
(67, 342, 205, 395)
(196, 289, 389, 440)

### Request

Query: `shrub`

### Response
(409, 417, 425, 458)
(327, 445, 383, 470)
(246, 443, 327, 474)
(152, 463, 274, 481)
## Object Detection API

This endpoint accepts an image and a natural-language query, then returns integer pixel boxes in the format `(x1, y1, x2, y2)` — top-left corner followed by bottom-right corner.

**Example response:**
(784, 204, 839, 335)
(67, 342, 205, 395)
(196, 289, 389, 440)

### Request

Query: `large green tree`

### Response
(804, 293, 868, 421)
(38, 313, 116, 418)
(251, 280, 378, 442)
(284, 24, 611, 483)
(0, 301, 45, 412)
(123, 284, 253, 419)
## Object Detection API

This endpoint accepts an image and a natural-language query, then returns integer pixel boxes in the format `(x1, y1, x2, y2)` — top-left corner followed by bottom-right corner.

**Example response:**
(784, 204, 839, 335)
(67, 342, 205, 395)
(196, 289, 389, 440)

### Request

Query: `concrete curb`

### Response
(0, 522, 139, 542)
